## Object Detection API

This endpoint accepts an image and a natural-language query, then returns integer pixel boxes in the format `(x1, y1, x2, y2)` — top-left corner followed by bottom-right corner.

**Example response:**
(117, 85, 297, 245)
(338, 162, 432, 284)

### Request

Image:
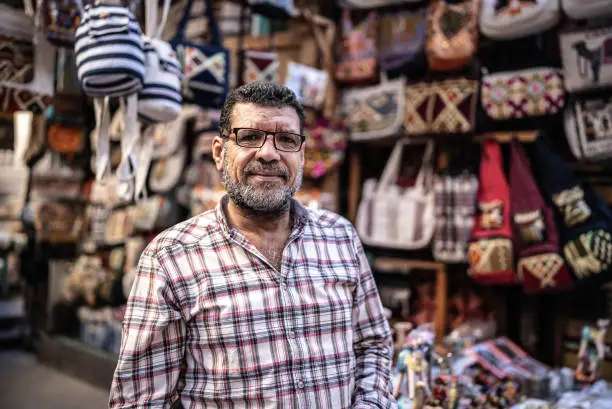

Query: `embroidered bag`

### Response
(426, 0, 480, 72)
(481, 67, 565, 120)
(530, 138, 612, 284)
(404, 82, 432, 135)
(428, 78, 478, 134)
(44, 0, 81, 47)
(170, 0, 229, 109)
(0, 4, 34, 85)
(242, 50, 280, 84)
(559, 25, 612, 93)
(561, 0, 612, 21)
(343, 77, 406, 141)
(509, 140, 573, 293)
(285, 62, 329, 109)
(335, 10, 378, 85)
(74, 1, 145, 98)
(138, 0, 183, 124)
(433, 170, 479, 263)
(564, 95, 612, 162)
(378, 8, 427, 72)
(468, 140, 516, 285)
(357, 140, 435, 250)
(480, 0, 561, 40)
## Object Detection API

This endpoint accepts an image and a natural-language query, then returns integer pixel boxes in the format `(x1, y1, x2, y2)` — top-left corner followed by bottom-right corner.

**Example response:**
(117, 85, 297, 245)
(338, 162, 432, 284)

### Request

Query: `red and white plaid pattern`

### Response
(109, 195, 396, 409)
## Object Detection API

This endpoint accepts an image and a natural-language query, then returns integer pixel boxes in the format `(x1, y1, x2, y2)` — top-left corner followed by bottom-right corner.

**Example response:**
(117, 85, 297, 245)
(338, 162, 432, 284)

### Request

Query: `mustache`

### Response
(244, 162, 289, 177)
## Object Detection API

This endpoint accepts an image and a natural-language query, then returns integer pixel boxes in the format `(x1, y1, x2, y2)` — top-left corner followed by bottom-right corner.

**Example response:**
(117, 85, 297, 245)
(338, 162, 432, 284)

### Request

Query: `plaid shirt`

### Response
(109, 196, 396, 409)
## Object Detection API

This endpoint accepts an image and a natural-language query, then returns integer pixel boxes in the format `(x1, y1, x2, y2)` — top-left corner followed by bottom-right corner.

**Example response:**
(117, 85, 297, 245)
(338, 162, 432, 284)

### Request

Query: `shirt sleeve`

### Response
(109, 248, 186, 409)
(350, 228, 398, 409)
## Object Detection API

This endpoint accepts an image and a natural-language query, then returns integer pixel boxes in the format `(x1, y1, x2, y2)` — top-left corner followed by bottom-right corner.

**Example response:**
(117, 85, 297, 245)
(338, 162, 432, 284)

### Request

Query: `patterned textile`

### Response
(0, 86, 52, 114)
(335, 10, 378, 84)
(518, 253, 567, 289)
(514, 209, 546, 245)
(243, 50, 279, 84)
(481, 68, 565, 120)
(468, 238, 515, 285)
(379, 8, 426, 71)
(564, 229, 612, 280)
(404, 82, 431, 135)
(0, 36, 34, 84)
(552, 186, 592, 228)
(433, 174, 478, 263)
(109, 196, 396, 409)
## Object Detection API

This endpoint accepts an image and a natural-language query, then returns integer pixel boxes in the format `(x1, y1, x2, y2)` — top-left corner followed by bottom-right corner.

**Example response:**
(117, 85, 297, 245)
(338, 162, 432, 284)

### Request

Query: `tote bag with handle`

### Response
(357, 139, 435, 250)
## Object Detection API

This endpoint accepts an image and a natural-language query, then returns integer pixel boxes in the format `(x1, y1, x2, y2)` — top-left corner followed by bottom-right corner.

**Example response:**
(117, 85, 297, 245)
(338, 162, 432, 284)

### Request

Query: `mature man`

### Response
(109, 81, 397, 409)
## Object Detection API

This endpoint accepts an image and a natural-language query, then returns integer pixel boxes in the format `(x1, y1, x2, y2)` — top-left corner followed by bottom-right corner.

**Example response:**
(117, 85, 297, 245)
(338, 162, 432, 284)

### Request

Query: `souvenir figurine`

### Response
(575, 319, 610, 383)
(393, 338, 433, 408)
(448, 375, 459, 409)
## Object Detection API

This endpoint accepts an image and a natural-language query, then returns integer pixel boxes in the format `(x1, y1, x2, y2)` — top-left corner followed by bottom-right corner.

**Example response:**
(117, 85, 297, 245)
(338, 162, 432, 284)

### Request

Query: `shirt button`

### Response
(296, 380, 304, 389)
(288, 330, 296, 339)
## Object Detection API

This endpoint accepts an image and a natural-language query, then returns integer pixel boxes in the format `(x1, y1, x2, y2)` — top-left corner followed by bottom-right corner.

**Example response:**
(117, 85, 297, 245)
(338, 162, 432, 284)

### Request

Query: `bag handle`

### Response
(146, 0, 171, 39)
(377, 138, 432, 191)
(174, 0, 222, 45)
(414, 140, 435, 191)
(93, 97, 111, 182)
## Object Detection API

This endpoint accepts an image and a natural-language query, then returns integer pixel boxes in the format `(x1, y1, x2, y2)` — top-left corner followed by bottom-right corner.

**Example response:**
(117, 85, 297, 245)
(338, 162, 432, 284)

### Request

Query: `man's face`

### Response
(212, 102, 303, 216)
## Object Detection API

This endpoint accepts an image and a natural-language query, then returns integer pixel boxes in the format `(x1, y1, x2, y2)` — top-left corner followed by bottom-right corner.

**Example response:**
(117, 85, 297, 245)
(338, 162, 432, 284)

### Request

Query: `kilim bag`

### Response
(138, 0, 182, 124)
(242, 50, 280, 84)
(561, 0, 612, 21)
(357, 139, 435, 250)
(559, 25, 612, 94)
(404, 82, 432, 135)
(468, 140, 516, 286)
(44, 0, 81, 47)
(170, 0, 230, 109)
(0, 4, 34, 85)
(74, 1, 145, 98)
(426, 0, 480, 72)
(481, 67, 565, 120)
(285, 62, 329, 109)
(335, 9, 378, 85)
(343, 76, 405, 141)
(530, 138, 612, 285)
(564, 95, 612, 162)
(509, 140, 573, 293)
(428, 78, 478, 134)
(378, 8, 427, 72)
(480, 0, 560, 40)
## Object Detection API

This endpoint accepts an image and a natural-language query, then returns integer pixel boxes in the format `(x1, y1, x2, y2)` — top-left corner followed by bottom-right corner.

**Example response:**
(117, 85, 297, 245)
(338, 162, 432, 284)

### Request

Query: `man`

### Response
(109, 81, 397, 409)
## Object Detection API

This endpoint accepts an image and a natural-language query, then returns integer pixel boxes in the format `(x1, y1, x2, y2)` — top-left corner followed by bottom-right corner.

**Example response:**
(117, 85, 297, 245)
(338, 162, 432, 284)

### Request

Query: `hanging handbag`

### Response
(44, 0, 81, 47)
(481, 67, 565, 120)
(335, 10, 378, 85)
(343, 77, 405, 141)
(285, 62, 329, 109)
(480, 0, 560, 40)
(356, 139, 435, 250)
(564, 95, 612, 162)
(378, 8, 427, 72)
(468, 140, 516, 286)
(243, 50, 280, 84)
(561, 0, 612, 21)
(170, 0, 230, 109)
(0, 4, 34, 85)
(559, 25, 612, 94)
(509, 140, 573, 293)
(74, 1, 145, 98)
(530, 138, 612, 285)
(426, 0, 480, 72)
(428, 78, 478, 134)
(138, 0, 182, 124)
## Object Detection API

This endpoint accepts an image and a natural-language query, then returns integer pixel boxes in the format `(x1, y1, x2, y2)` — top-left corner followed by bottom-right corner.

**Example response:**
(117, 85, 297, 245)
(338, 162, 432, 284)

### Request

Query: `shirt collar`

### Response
(215, 194, 308, 238)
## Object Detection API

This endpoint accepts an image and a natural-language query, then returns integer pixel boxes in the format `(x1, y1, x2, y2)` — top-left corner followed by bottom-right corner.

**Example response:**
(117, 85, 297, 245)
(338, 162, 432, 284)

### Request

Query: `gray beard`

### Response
(221, 149, 303, 218)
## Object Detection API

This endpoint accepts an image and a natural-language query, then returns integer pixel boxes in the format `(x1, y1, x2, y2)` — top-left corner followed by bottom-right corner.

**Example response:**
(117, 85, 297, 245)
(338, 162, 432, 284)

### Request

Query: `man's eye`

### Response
(239, 132, 260, 141)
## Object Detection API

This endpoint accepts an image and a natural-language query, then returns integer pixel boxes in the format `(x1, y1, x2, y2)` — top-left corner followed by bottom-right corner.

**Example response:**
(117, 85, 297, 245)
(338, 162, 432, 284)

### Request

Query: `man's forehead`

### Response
(231, 103, 299, 127)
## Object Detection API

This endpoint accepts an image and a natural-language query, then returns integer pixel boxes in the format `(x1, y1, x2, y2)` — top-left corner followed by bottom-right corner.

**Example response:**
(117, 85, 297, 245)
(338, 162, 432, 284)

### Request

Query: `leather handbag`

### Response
(378, 8, 427, 72)
(170, 0, 230, 109)
(561, 0, 612, 20)
(564, 95, 612, 162)
(468, 140, 516, 286)
(426, 0, 480, 72)
(343, 77, 405, 141)
(559, 25, 612, 94)
(335, 9, 378, 85)
(481, 67, 565, 120)
(480, 0, 560, 40)
(509, 140, 573, 293)
(74, 1, 145, 98)
(530, 137, 612, 285)
(357, 139, 435, 250)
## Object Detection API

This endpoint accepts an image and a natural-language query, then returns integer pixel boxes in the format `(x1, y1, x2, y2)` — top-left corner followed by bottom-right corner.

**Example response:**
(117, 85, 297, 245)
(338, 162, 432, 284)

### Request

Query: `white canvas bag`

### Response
(565, 96, 612, 161)
(561, 0, 612, 20)
(480, 0, 560, 40)
(356, 139, 435, 250)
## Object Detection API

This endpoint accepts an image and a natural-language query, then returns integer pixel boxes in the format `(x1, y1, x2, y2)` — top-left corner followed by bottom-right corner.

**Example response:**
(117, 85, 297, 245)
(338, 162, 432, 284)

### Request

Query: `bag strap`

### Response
(414, 140, 435, 191)
(134, 126, 155, 202)
(146, 0, 171, 39)
(204, 0, 222, 46)
(378, 138, 432, 192)
(173, 0, 196, 42)
(93, 97, 111, 182)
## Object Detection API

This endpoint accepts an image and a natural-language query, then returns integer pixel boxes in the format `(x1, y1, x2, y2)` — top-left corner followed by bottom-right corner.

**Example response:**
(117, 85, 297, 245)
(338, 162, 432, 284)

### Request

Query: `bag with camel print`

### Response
(468, 140, 516, 286)
(529, 137, 612, 286)
(559, 24, 612, 94)
(509, 140, 574, 293)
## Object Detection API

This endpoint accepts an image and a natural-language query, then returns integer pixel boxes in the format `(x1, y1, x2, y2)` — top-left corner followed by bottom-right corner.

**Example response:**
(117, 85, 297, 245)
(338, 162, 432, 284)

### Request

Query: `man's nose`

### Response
(256, 134, 281, 161)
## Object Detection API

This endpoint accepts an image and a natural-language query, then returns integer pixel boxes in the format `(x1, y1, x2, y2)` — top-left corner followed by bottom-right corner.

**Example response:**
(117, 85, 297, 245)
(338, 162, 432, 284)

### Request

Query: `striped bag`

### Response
(74, 1, 145, 98)
(138, 0, 183, 124)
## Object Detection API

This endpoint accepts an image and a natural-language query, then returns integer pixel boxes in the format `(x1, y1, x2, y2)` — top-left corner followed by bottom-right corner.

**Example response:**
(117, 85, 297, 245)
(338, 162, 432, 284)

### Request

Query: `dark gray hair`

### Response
(219, 81, 306, 137)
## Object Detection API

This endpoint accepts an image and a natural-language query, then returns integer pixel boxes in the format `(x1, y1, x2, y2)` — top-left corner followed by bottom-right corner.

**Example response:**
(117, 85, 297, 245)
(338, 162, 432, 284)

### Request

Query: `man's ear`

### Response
(212, 136, 225, 171)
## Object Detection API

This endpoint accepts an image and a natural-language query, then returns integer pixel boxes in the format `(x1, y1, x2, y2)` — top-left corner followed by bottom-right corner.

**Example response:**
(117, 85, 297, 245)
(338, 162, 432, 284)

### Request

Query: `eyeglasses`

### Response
(224, 128, 305, 152)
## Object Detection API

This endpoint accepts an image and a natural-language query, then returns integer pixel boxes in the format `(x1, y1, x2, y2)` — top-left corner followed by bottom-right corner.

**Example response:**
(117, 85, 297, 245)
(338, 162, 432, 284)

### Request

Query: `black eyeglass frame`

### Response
(223, 127, 306, 152)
